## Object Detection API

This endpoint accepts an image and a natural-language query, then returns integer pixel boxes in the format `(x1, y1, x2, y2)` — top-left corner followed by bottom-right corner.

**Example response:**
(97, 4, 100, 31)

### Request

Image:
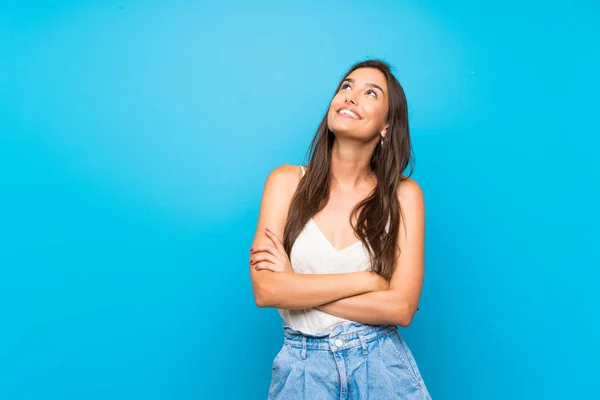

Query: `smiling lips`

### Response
(338, 107, 362, 120)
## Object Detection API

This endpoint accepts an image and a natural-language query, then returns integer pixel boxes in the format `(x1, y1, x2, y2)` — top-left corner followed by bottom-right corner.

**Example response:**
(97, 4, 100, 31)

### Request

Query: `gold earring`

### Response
(380, 136, 385, 147)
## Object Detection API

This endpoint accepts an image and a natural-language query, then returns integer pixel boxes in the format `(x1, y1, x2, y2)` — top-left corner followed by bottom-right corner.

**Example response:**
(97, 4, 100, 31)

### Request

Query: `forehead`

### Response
(345, 67, 387, 88)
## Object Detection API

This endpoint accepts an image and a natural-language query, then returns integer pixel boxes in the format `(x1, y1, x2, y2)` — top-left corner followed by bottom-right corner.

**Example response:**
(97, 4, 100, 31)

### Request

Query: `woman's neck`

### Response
(329, 139, 377, 191)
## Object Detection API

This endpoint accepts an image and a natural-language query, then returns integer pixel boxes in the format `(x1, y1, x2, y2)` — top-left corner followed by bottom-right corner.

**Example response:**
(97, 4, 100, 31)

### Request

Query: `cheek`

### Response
(327, 106, 336, 123)
(327, 98, 344, 120)
(365, 103, 388, 124)
(329, 96, 343, 111)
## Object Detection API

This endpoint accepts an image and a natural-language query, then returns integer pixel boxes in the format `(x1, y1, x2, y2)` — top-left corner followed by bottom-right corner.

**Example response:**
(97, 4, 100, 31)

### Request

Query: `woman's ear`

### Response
(380, 126, 389, 139)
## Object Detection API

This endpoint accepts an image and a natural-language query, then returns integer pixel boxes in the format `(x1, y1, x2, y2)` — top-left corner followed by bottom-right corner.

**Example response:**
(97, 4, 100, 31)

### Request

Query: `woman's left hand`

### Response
(250, 229, 294, 273)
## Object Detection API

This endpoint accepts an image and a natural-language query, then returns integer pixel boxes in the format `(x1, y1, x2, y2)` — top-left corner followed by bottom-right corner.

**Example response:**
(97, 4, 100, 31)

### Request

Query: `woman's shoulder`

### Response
(266, 164, 305, 181)
(396, 176, 424, 204)
(263, 164, 305, 196)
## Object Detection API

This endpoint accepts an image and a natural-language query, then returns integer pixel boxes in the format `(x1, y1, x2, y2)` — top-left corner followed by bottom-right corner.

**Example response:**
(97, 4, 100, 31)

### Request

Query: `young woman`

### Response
(249, 59, 432, 399)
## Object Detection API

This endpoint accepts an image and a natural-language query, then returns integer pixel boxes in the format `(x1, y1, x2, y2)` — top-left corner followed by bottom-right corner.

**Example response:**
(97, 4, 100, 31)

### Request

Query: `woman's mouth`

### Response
(338, 108, 362, 120)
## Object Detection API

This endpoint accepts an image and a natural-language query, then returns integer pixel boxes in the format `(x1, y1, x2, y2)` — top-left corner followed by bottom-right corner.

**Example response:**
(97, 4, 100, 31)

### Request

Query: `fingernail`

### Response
(255, 265, 259, 270)
(265, 228, 270, 232)
(250, 248, 253, 253)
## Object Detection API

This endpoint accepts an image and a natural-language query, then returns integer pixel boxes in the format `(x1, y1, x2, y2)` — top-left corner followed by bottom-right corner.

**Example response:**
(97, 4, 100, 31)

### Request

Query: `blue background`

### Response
(1, 1, 599, 398)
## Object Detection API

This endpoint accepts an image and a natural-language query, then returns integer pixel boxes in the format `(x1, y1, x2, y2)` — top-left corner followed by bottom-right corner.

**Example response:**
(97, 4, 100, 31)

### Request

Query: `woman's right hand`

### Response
(368, 271, 390, 292)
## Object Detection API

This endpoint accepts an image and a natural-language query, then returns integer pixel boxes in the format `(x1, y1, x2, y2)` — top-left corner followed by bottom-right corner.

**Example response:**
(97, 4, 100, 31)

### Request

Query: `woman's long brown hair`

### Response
(283, 59, 414, 279)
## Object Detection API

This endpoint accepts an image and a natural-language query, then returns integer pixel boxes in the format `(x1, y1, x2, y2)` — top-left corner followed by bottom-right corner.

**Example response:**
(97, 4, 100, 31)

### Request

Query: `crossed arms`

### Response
(249, 165, 425, 327)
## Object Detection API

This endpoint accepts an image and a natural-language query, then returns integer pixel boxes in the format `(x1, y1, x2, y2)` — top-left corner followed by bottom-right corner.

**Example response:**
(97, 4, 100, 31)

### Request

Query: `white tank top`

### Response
(278, 166, 374, 334)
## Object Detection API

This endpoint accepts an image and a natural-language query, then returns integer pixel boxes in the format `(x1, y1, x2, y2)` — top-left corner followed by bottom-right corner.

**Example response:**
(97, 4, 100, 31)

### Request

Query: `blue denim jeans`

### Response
(268, 322, 432, 399)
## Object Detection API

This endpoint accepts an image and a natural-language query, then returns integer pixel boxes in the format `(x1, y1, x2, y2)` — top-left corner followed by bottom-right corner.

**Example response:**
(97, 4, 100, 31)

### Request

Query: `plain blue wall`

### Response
(1, 1, 599, 399)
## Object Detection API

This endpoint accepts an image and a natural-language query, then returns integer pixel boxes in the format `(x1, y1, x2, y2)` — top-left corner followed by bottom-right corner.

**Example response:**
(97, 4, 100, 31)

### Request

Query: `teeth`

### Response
(339, 109, 360, 119)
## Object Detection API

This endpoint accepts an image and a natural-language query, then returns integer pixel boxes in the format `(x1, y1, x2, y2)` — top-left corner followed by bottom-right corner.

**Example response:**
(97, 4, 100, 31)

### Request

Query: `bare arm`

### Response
(249, 165, 387, 309)
(253, 270, 385, 309)
(316, 178, 426, 327)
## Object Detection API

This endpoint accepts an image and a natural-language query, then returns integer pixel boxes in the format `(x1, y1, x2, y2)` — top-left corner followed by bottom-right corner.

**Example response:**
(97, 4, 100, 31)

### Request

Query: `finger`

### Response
(265, 228, 286, 254)
(250, 252, 279, 266)
(253, 246, 288, 265)
(250, 247, 282, 263)
(251, 244, 277, 256)
(254, 261, 280, 272)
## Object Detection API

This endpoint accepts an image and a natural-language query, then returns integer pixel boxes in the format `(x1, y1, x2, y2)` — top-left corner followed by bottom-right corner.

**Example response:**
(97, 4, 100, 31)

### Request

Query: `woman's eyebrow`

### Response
(342, 78, 385, 95)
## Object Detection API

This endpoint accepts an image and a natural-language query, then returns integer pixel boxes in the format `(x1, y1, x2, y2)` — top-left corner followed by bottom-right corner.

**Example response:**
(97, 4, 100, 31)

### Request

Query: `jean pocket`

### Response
(272, 344, 287, 369)
(397, 334, 425, 383)
(384, 332, 423, 387)
(271, 344, 290, 381)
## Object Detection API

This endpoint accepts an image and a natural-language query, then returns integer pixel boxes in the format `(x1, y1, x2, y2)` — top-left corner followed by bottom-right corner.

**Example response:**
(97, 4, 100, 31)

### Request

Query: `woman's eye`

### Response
(366, 90, 377, 98)
(341, 83, 351, 90)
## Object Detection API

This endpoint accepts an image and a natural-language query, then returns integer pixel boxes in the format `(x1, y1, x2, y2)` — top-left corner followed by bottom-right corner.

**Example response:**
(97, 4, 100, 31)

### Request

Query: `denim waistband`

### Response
(282, 322, 397, 353)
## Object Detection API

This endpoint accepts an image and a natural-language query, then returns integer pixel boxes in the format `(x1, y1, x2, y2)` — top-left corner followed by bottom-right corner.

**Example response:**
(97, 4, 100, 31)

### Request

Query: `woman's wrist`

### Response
(366, 271, 389, 292)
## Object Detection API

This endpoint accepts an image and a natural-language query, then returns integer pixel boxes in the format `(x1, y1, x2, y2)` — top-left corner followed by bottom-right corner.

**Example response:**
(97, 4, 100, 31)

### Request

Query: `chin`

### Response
(329, 127, 366, 142)
(328, 118, 353, 135)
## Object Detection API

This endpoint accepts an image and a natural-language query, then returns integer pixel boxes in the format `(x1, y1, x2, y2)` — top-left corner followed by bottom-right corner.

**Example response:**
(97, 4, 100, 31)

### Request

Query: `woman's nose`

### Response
(344, 94, 357, 105)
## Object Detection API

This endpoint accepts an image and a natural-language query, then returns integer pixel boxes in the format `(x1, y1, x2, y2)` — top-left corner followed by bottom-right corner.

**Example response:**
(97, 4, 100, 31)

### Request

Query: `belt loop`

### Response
(358, 332, 368, 355)
(301, 336, 307, 360)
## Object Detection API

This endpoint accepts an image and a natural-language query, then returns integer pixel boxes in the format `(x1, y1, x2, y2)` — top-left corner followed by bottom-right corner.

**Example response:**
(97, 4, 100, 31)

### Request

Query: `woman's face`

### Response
(327, 67, 389, 142)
